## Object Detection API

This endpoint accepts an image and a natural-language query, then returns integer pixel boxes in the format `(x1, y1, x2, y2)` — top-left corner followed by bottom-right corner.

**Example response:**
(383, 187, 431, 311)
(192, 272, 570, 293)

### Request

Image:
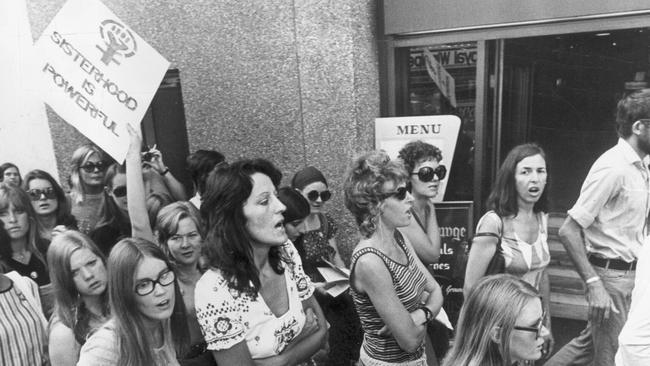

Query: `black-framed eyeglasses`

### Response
(381, 186, 409, 201)
(306, 190, 332, 202)
(134, 269, 175, 296)
(412, 165, 447, 182)
(27, 188, 56, 201)
(112, 186, 127, 198)
(514, 310, 546, 338)
(80, 162, 108, 173)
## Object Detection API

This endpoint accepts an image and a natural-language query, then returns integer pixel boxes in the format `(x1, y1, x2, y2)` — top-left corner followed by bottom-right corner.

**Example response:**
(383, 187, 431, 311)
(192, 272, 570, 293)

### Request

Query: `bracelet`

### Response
(419, 305, 433, 325)
(585, 276, 601, 285)
(160, 168, 170, 176)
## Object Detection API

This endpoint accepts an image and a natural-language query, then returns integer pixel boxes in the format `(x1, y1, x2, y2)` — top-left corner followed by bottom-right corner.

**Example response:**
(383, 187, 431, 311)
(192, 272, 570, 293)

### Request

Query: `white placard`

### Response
(375, 115, 461, 202)
(33, 0, 170, 162)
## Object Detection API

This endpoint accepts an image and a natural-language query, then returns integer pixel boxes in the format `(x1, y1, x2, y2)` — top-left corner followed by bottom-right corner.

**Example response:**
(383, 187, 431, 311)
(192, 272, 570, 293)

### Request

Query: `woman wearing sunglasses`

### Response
(155, 201, 215, 365)
(77, 237, 188, 366)
(344, 150, 443, 365)
(90, 125, 155, 256)
(68, 144, 110, 234)
(464, 143, 553, 358)
(443, 274, 547, 366)
(23, 169, 77, 241)
(195, 159, 327, 365)
(292, 166, 362, 366)
(47, 230, 109, 366)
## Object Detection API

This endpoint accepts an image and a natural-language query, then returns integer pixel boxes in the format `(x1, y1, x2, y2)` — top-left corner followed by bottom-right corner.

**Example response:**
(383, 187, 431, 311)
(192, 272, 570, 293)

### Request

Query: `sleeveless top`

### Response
(349, 231, 427, 363)
(476, 211, 551, 289)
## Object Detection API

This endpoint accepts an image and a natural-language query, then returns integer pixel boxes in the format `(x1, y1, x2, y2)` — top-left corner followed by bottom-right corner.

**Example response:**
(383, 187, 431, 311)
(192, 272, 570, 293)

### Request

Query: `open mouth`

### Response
(528, 187, 541, 194)
(157, 299, 171, 309)
(181, 250, 194, 258)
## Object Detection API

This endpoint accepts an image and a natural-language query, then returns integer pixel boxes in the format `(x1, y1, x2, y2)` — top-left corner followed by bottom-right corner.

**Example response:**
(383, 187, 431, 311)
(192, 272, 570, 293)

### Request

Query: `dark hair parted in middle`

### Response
(344, 150, 408, 238)
(200, 158, 285, 297)
(487, 143, 549, 217)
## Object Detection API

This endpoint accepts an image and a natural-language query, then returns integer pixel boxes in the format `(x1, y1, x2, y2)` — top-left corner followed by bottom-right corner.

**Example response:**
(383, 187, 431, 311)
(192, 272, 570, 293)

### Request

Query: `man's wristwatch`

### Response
(419, 305, 433, 325)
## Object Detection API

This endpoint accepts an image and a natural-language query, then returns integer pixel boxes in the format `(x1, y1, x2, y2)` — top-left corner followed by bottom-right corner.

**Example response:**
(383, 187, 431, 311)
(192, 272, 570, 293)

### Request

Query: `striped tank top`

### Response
(350, 230, 427, 363)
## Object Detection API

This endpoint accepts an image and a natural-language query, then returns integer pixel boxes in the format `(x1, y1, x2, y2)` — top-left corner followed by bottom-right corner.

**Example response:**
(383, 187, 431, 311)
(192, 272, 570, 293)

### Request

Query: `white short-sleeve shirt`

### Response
(194, 241, 314, 359)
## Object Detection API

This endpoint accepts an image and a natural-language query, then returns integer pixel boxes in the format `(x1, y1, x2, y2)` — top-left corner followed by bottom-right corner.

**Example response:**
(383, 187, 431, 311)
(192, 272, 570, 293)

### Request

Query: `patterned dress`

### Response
(194, 241, 314, 360)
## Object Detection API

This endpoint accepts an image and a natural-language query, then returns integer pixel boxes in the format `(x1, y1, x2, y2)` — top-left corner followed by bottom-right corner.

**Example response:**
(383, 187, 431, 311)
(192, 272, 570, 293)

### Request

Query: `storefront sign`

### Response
(34, 0, 170, 162)
(375, 115, 461, 202)
(410, 48, 478, 69)
(422, 49, 457, 107)
(431, 201, 472, 326)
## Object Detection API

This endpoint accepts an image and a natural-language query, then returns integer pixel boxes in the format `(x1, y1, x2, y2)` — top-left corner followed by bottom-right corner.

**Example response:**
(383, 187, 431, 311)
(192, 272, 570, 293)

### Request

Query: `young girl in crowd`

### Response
(23, 169, 77, 241)
(77, 237, 188, 366)
(47, 230, 109, 366)
(464, 143, 553, 357)
(292, 166, 362, 366)
(344, 150, 444, 365)
(68, 144, 110, 234)
(156, 201, 215, 365)
(0, 222, 48, 366)
(0, 162, 22, 187)
(195, 159, 327, 365)
(443, 274, 548, 366)
(0, 182, 49, 286)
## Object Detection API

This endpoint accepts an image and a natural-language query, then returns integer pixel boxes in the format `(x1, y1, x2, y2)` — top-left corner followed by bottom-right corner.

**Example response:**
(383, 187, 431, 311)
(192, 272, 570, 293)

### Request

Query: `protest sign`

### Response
(375, 115, 461, 202)
(34, 0, 170, 162)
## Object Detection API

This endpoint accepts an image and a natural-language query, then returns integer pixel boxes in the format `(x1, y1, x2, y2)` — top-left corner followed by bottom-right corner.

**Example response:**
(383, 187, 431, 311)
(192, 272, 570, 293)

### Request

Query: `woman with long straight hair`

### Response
(156, 201, 214, 365)
(0, 162, 22, 187)
(195, 159, 328, 365)
(464, 143, 553, 357)
(47, 230, 109, 366)
(0, 182, 49, 286)
(68, 144, 110, 234)
(23, 169, 77, 241)
(443, 274, 548, 366)
(344, 150, 444, 365)
(77, 237, 188, 366)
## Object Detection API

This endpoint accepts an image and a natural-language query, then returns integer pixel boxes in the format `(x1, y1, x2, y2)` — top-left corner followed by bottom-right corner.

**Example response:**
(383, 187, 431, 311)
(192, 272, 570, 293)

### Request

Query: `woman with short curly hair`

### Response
(344, 150, 444, 365)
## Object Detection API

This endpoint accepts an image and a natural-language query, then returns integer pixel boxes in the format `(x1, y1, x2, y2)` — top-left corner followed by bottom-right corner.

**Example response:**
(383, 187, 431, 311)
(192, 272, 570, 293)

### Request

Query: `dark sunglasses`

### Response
(306, 190, 332, 202)
(27, 188, 57, 201)
(381, 186, 409, 201)
(514, 310, 546, 338)
(112, 186, 127, 198)
(412, 165, 447, 182)
(80, 162, 107, 173)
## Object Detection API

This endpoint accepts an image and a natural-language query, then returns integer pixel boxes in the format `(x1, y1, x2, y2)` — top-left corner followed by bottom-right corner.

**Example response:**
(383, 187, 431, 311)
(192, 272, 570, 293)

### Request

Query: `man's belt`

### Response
(588, 255, 637, 271)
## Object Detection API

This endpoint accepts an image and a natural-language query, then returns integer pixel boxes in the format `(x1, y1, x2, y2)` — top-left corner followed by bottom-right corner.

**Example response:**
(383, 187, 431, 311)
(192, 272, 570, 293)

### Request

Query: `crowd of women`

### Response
(0, 128, 553, 365)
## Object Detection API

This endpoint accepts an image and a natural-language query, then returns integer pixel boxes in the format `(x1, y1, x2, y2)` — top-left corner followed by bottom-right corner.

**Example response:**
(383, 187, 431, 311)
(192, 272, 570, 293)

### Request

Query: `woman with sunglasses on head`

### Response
(23, 169, 77, 241)
(69, 144, 111, 234)
(344, 150, 444, 366)
(291, 166, 363, 366)
(47, 230, 109, 366)
(77, 237, 188, 366)
(90, 125, 155, 256)
(442, 274, 548, 366)
(196, 159, 327, 366)
(464, 143, 553, 358)
(155, 201, 216, 365)
(0, 162, 22, 187)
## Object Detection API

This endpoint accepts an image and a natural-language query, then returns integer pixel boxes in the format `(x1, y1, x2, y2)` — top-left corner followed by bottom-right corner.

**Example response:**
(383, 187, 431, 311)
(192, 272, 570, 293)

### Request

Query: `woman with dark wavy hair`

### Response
(464, 143, 553, 358)
(344, 150, 444, 365)
(77, 237, 188, 366)
(196, 159, 327, 365)
(23, 169, 77, 240)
